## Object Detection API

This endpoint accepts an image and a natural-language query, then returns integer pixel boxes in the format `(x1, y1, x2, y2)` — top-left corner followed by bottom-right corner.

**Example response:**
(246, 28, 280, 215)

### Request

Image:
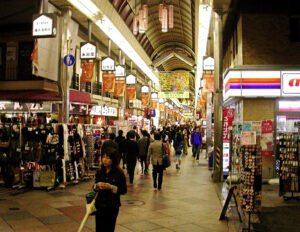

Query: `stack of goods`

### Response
(240, 145, 262, 213)
(278, 133, 299, 194)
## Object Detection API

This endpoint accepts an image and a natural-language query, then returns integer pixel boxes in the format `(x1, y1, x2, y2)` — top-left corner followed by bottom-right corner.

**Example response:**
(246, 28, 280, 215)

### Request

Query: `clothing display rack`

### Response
(277, 132, 300, 201)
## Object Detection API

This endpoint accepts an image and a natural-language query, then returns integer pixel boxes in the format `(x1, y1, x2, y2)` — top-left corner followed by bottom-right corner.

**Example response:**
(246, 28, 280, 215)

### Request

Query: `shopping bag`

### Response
(39, 165, 55, 187)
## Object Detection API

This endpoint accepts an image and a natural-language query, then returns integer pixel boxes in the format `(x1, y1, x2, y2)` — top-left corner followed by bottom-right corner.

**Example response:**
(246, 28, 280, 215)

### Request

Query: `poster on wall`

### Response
(261, 120, 274, 157)
(80, 62, 96, 82)
(103, 73, 115, 92)
(113, 79, 125, 97)
(126, 86, 136, 100)
(242, 121, 252, 132)
(252, 121, 262, 136)
(241, 131, 257, 145)
(232, 121, 243, 135)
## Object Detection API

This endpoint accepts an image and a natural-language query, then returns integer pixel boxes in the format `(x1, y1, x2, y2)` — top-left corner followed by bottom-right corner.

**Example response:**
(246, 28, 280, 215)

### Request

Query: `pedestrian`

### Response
(162, 133, 171, 167)
(148, 133, 166, 190)
(191, 127, 202, 160)
(173, 131, 183, 169)
(101, 133, 119, 159)
(93, 148, 127, 232)
(124, 131, 139, 184)
(137, 130, 150, 174)
(183, 129, 188, 156)
(115, 130, 126, 169)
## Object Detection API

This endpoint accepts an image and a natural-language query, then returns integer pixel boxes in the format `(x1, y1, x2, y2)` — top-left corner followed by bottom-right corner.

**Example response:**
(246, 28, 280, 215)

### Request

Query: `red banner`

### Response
(203, 73, 215, 92)
(151, 100, 158, 109)
(113, 79, 125, 97)
(223, 108, 235, 143)
(80, 62, 96, 82)
(126, 86, 136, 100)
(103, 73, 115, 92)
(261, 120, 274, 157)
(141, 94, 150, 105)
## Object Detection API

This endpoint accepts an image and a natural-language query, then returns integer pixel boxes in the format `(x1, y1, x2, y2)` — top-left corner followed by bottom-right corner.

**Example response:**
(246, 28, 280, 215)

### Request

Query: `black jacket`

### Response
(124, 139, 139, 164)
(95, 167, 127, 209)
(115, 135, 126, 154)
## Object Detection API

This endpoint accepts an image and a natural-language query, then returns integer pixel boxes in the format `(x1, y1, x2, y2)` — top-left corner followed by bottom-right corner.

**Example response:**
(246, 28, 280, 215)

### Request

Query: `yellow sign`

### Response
(158, 92, 189, 99)
(160, 72, 190, 92)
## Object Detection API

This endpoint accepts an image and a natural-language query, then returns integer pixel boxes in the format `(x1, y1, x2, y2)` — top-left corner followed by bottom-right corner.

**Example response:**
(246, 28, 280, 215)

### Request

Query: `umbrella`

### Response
(78, 192, 98, 232)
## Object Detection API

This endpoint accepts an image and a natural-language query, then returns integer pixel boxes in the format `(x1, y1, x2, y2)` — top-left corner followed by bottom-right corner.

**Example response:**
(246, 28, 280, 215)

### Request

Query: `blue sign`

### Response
(63, 55, 75, 66)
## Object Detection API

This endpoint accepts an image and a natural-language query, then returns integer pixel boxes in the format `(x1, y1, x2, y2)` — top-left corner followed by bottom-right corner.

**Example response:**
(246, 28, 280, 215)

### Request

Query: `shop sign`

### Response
(126, 74, 137, 84)
(203, 57, 214, 71)
(101, 106, 117, 117)
(90, 106, 102, 115)
(115, 65, 126, 77)
(279, 100, 300, 112)
(101, 57, 115, 71)
(222, 108, 235, 143)
(32, 13, 57, 38)
(80, 42, 97, 60)
(0, 102, 52, 113)
(261, 120, 273, 157)
(158, 92, 189, 99)
(282, 73, 300, 95)
(223, 143, 230, 174)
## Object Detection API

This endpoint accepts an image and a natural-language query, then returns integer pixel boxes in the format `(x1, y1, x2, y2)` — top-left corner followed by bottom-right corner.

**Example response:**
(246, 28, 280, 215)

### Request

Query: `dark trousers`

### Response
(140, 156, 148, 173)
(95, 207, 119, 232)
(120, 153, 126, 168)
(152, 164, 164, 189)
(127, 162, 136, 183)
(192, 145, 201, 160)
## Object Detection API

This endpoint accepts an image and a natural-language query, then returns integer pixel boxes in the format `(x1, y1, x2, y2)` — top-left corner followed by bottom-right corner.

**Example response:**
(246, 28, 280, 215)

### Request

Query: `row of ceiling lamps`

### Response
(133, 1, 174, 35)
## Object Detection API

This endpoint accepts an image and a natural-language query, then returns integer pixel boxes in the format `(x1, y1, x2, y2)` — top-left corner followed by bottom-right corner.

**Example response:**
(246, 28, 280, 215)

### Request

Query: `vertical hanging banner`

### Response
(113, 79, 125, 97)
(159, 103, 165, 112)
(80, 62, 96, 82)
(126, 86, 136, 100)
(141, 94, 150, 105)
(223, 108, 235, 142)
(151, 100, 158, 109)
(103, 73, 116, 92)
(203, 73, 215, 92)
(261, 120, 274, 157)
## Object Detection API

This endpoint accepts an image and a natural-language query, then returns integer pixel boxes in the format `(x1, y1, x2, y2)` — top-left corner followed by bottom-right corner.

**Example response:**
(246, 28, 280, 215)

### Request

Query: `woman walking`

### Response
(148, 133, 166, 190)
(93, 148, 127, 232)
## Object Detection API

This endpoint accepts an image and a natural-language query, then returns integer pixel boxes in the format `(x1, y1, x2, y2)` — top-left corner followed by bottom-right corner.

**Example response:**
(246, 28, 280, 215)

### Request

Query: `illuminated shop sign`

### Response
(281, 72, 300, 96)
(90, 106, 117, 117)
(0, 102, 52, 112)
(279, 101, 300, 112)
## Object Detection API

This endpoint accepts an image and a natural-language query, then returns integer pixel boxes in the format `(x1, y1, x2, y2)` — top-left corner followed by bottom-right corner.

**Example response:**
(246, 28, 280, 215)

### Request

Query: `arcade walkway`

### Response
(0, 150, 234, 232)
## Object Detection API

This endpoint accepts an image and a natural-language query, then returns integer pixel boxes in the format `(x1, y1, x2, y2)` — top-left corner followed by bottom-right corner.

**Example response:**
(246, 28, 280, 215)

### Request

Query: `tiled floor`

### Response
(0, 148, 235, 232)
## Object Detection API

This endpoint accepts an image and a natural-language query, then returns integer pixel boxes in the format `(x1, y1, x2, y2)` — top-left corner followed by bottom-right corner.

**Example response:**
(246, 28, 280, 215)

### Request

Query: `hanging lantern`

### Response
(133, 15, 138, 35)
(159, 4, 164, 23)
(162, 6, 168, 32)
(169, 5, 174, 29)
(143, 4, 148, 30)
(139, 9, 146, 33)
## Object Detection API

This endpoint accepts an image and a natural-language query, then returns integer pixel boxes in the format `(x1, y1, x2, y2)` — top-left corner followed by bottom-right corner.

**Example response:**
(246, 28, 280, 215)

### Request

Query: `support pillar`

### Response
(212, 9, 224, 182)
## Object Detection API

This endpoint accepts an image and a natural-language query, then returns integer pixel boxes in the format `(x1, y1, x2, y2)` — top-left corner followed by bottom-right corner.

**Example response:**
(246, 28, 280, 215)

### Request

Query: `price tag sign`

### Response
(32, 13, 57, 38)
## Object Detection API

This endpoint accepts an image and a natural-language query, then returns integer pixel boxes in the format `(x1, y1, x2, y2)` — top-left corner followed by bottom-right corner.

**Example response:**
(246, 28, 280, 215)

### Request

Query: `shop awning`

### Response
(70, 90, 91, 104)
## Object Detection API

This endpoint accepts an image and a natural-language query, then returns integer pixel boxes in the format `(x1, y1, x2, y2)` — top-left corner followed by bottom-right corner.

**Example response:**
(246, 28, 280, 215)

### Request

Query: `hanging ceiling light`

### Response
(133, 15, 138, 35)
(162, 6, 168, 32)
(159, 4, 164, 23)
(168, 5, 174, 29)
(143, 4, 148, 30)
(139, 8, 146, 33)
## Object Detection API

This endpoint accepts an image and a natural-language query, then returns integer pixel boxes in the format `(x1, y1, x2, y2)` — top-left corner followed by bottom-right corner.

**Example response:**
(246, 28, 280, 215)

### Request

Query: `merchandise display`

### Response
(277, 133, 300, 199)
(240, 145, 262, 213)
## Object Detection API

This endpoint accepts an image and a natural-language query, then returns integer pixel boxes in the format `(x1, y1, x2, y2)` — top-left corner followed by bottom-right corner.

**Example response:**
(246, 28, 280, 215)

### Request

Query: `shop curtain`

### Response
(126, 86, 136, 100)
(80, 62, 96, 82)
(103, 73, 116, 92)
(141, 94, 150, 106)
(159, 103, 165, 112)
(113, 79, 125, 97)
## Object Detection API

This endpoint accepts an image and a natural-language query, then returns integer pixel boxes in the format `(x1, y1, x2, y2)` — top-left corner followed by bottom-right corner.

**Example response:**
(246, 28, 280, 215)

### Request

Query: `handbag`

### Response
(162, 143, 170, 168)
(39, 165, 55, 187)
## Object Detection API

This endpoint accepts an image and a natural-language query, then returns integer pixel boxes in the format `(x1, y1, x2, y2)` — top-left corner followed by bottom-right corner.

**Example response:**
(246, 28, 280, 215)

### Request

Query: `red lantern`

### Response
(169, 5, 174, 29)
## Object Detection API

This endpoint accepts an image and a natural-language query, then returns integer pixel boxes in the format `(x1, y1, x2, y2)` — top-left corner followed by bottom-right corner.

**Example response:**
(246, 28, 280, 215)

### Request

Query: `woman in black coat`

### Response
(94, 148, 127, 232)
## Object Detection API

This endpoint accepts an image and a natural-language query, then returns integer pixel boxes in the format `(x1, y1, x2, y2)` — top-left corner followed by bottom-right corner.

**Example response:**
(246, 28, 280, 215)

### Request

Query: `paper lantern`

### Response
(169, 5, 174, 29)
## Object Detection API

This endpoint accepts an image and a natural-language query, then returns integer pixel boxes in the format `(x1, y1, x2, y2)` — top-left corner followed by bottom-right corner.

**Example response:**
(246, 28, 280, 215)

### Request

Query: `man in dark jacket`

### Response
(101, 133, 119, 159)
(137, 130, 150, 174)
(115, 130, 126, 169)
(191, 127, 202, 160)
(124, 131, 139, 184)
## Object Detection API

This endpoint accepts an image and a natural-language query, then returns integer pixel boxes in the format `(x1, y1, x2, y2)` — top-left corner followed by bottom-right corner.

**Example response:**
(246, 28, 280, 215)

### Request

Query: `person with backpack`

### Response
(137, 130, 150, 174)
(173, 131, 184, 170)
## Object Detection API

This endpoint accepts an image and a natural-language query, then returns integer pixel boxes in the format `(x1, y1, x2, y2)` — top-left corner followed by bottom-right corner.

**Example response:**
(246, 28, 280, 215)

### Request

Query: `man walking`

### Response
(191, 127, 202, 161)
(137, 130, 150, 174)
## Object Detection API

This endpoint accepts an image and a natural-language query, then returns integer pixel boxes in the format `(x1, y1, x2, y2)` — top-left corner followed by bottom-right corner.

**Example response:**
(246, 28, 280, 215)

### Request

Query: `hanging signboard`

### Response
(115, 65, 126, 77)
(141, 94, 150, 105)
(203, 57, 215, 70)
(80, 42, 97, 60)
(151, 100, 158, 109)
(126, 86, 136, 100)
(102, 73, 115, 93)
(223, 108, 235, 143)
(158, 92, 189, 99)
(80, 62, 96, 82)
(159, 103, 165, 112)
(32, 13, 57, 38)
(203, 73, 215, 92)
(113, 79, 125, 97)
(101, 57, 115, 71)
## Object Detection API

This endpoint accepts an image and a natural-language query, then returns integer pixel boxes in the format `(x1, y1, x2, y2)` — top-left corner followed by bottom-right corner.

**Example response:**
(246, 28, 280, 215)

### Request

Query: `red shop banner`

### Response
(126, 86, 136, 100)
(223, 108, 235, 143)
(113, 79, 125, 97)
(80, 62, 96, 82)
(261, 120, 274, 157)
(103, 73, 115, 93)
(141, 94, 150, 106)
(151, 100, 158, 109)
